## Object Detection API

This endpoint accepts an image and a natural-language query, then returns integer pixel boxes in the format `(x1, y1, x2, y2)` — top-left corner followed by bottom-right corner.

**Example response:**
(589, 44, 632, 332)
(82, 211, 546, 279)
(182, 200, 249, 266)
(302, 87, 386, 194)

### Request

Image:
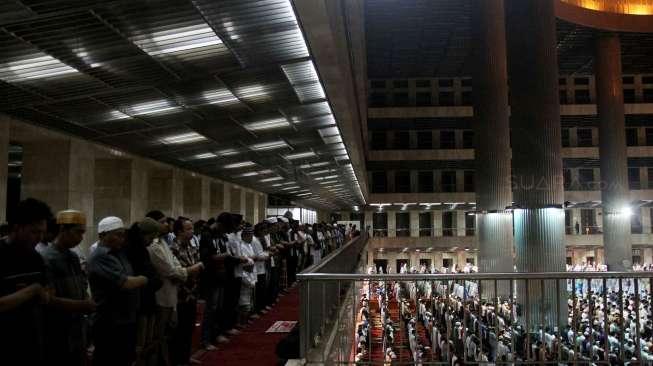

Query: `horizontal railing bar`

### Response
(298, 271, 653, 281)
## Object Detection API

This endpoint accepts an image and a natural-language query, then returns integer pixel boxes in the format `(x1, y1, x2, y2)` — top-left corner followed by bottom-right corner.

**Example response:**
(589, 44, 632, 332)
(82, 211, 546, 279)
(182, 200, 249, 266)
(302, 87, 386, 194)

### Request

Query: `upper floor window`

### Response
(394, 131, 410, 149)
(395, 171, 411, 193)
(462, 130, 474, 148)
(577, 128, 593, 147)
(440, 130, 455, 149)
(371, 131, 387, 150)
(441, 171, 457, 192)
(626, 128, 639, 146)
(371, 171, 387, 193)
(418, 171, 434, 193)
(417, 131, 433, 149)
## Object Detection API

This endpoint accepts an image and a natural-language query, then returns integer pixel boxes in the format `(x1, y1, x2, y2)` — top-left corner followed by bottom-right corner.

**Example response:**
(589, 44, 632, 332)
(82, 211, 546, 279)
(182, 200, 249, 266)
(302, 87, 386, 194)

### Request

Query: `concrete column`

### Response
(200, 177, 210, 220)
(471, 0, 514, 292)
(22, 138, 95, 249)
(410, 210, 419, 237)
(410, 171, 418, 193)
(0, 121, 8, 223)
(223, 183, 232, 212)
(130, 159, 149, 221)
(364, 210, 373, 235)
(210, 181, 225, 214)
(456, 210, 466, 237)
(388, 210, 396, 237)
(507, 0, 566, 327)
(433, 210, 443, 236)
(182, 174, 202, 219)
(148, 168, 175, 217)
(642, 207, 652, 234)
(253, 193, 260, 223)
(245, 191, 255, 223)
(171, 169, 184, 218)
(259, 194, 267, 222)
(571, 208, 582, 234)
(640, 167, 648, 190)
(455, 170, 464, 192)
(569, 127, 578, 147)
(95, 158, 136, 225)
(595, 34, 631, 271)
(240, 188, 247, 216)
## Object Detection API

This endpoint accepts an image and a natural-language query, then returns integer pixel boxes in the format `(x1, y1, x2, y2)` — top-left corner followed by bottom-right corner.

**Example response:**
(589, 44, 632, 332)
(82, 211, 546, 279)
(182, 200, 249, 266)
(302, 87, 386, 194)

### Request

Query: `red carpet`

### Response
(196, 287, 299, 366)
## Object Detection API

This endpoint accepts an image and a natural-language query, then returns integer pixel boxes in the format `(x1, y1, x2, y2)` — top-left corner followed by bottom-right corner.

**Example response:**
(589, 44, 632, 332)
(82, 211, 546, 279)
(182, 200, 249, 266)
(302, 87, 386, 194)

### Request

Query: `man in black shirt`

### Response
(0, 198, 53, 366)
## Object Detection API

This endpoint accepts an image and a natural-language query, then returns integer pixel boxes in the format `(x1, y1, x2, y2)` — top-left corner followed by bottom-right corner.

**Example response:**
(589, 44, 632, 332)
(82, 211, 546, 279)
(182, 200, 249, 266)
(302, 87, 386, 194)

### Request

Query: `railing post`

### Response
(299, 278, 308, 359)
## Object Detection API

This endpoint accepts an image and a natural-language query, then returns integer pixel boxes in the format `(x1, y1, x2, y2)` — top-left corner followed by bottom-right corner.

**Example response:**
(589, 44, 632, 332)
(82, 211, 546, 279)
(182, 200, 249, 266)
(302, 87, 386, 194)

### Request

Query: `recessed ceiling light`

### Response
(223, 161, 256, 169)
(217, 148, 239, 156)
(132, 24, 223, 56)
(203, 89, 240, 106)
(244, 117, 290, 131)
(192, 152, 217, 159)
(0, 54, 79, 82)
(260, 176, 283, 182)
(280, 186, 300, 190)
(249, 140, 289, 151)
(234, 171, 258, 178)
(130, 100, 179, 116)
(285, 151, 317, 160)
(281, 60, 326, 103)
(307, 169, 332, 175)
(299, 161, 330, 169)
(161, 132, 207, 145)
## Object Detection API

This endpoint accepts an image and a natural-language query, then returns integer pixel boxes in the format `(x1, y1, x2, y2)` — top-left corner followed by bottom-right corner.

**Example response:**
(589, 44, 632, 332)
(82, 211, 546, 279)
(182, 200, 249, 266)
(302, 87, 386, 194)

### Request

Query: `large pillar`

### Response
(0, 120, 8, 223)
(506, 0, 566, 328)
(471, 0, 514, 285)
(22, 138, 95, 250)
(595, 34, 632, 271)
(409, 210, 419, 237)
(387, 211, 396, 237)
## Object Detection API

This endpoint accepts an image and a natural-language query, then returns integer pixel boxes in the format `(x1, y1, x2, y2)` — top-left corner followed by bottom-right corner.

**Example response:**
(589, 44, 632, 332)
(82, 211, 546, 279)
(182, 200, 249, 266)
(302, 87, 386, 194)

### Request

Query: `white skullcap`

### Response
(266, 217, 278, 224)
(98, 216, 124, 234)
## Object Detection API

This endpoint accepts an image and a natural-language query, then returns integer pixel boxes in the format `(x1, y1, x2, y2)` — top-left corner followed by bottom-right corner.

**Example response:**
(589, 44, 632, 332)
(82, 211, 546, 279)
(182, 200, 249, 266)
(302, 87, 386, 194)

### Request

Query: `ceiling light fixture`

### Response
(161, 132, 207, 145)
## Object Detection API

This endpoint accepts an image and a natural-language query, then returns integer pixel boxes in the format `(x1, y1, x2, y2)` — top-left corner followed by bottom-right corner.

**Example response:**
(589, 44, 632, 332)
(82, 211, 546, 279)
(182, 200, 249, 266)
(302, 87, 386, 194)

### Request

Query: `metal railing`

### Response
(299, 234, 369, 363)
(300, 269, 653, 365)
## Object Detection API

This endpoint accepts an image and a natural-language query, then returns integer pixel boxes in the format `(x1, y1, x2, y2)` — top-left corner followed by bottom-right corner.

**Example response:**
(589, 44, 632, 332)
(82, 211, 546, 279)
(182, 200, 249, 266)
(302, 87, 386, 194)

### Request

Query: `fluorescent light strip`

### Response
(193, 152, 217, 159)
(235, 171, 258, 178)
(280, 186, 300, 190)
(161, 132, 207, 145)
(128, 100, 179, 116)
(281, 60, 325, 102)
(132, 24, 223, 57)
(260, 177, 283, 182)
(223, 161, 256, 169)
(249, 140, 289, 151)
(0, 54, 79, 82)
(299, 162, 330, 169)
(217, 148, 239, 156)
(203, 89, 240, 106)
(285, 151, 316, 160)
(244, 117, 290, 131)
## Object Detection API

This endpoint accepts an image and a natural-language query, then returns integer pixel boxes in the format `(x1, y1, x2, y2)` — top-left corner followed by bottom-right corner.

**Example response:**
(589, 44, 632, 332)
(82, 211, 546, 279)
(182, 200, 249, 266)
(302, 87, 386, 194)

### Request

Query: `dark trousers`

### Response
(224, 279, 242, 330)
(255, 274, 267, 312)
(268, 266, 280, 303)
(200, 285, 224, 344)
(171, 299, 197, 365)
(93, 321, 137, 366)
(286, 255, 298, 285)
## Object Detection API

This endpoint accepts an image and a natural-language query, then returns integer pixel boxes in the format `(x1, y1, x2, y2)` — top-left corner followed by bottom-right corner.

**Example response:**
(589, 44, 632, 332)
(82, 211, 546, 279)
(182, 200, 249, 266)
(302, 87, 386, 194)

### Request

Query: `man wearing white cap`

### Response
(88, 216, 148, 366)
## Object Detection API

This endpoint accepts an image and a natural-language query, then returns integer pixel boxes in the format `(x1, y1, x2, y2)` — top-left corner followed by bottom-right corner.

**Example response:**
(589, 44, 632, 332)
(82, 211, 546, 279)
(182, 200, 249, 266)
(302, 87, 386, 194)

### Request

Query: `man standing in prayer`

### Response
(40, 209, 96, 365)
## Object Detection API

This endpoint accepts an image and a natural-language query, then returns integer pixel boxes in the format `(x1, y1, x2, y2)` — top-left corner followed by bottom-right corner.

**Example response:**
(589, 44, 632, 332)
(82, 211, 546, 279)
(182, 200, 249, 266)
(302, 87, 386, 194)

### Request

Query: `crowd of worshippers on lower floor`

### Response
(353, 277, 653, 365)
(0, 198, 360, 366)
